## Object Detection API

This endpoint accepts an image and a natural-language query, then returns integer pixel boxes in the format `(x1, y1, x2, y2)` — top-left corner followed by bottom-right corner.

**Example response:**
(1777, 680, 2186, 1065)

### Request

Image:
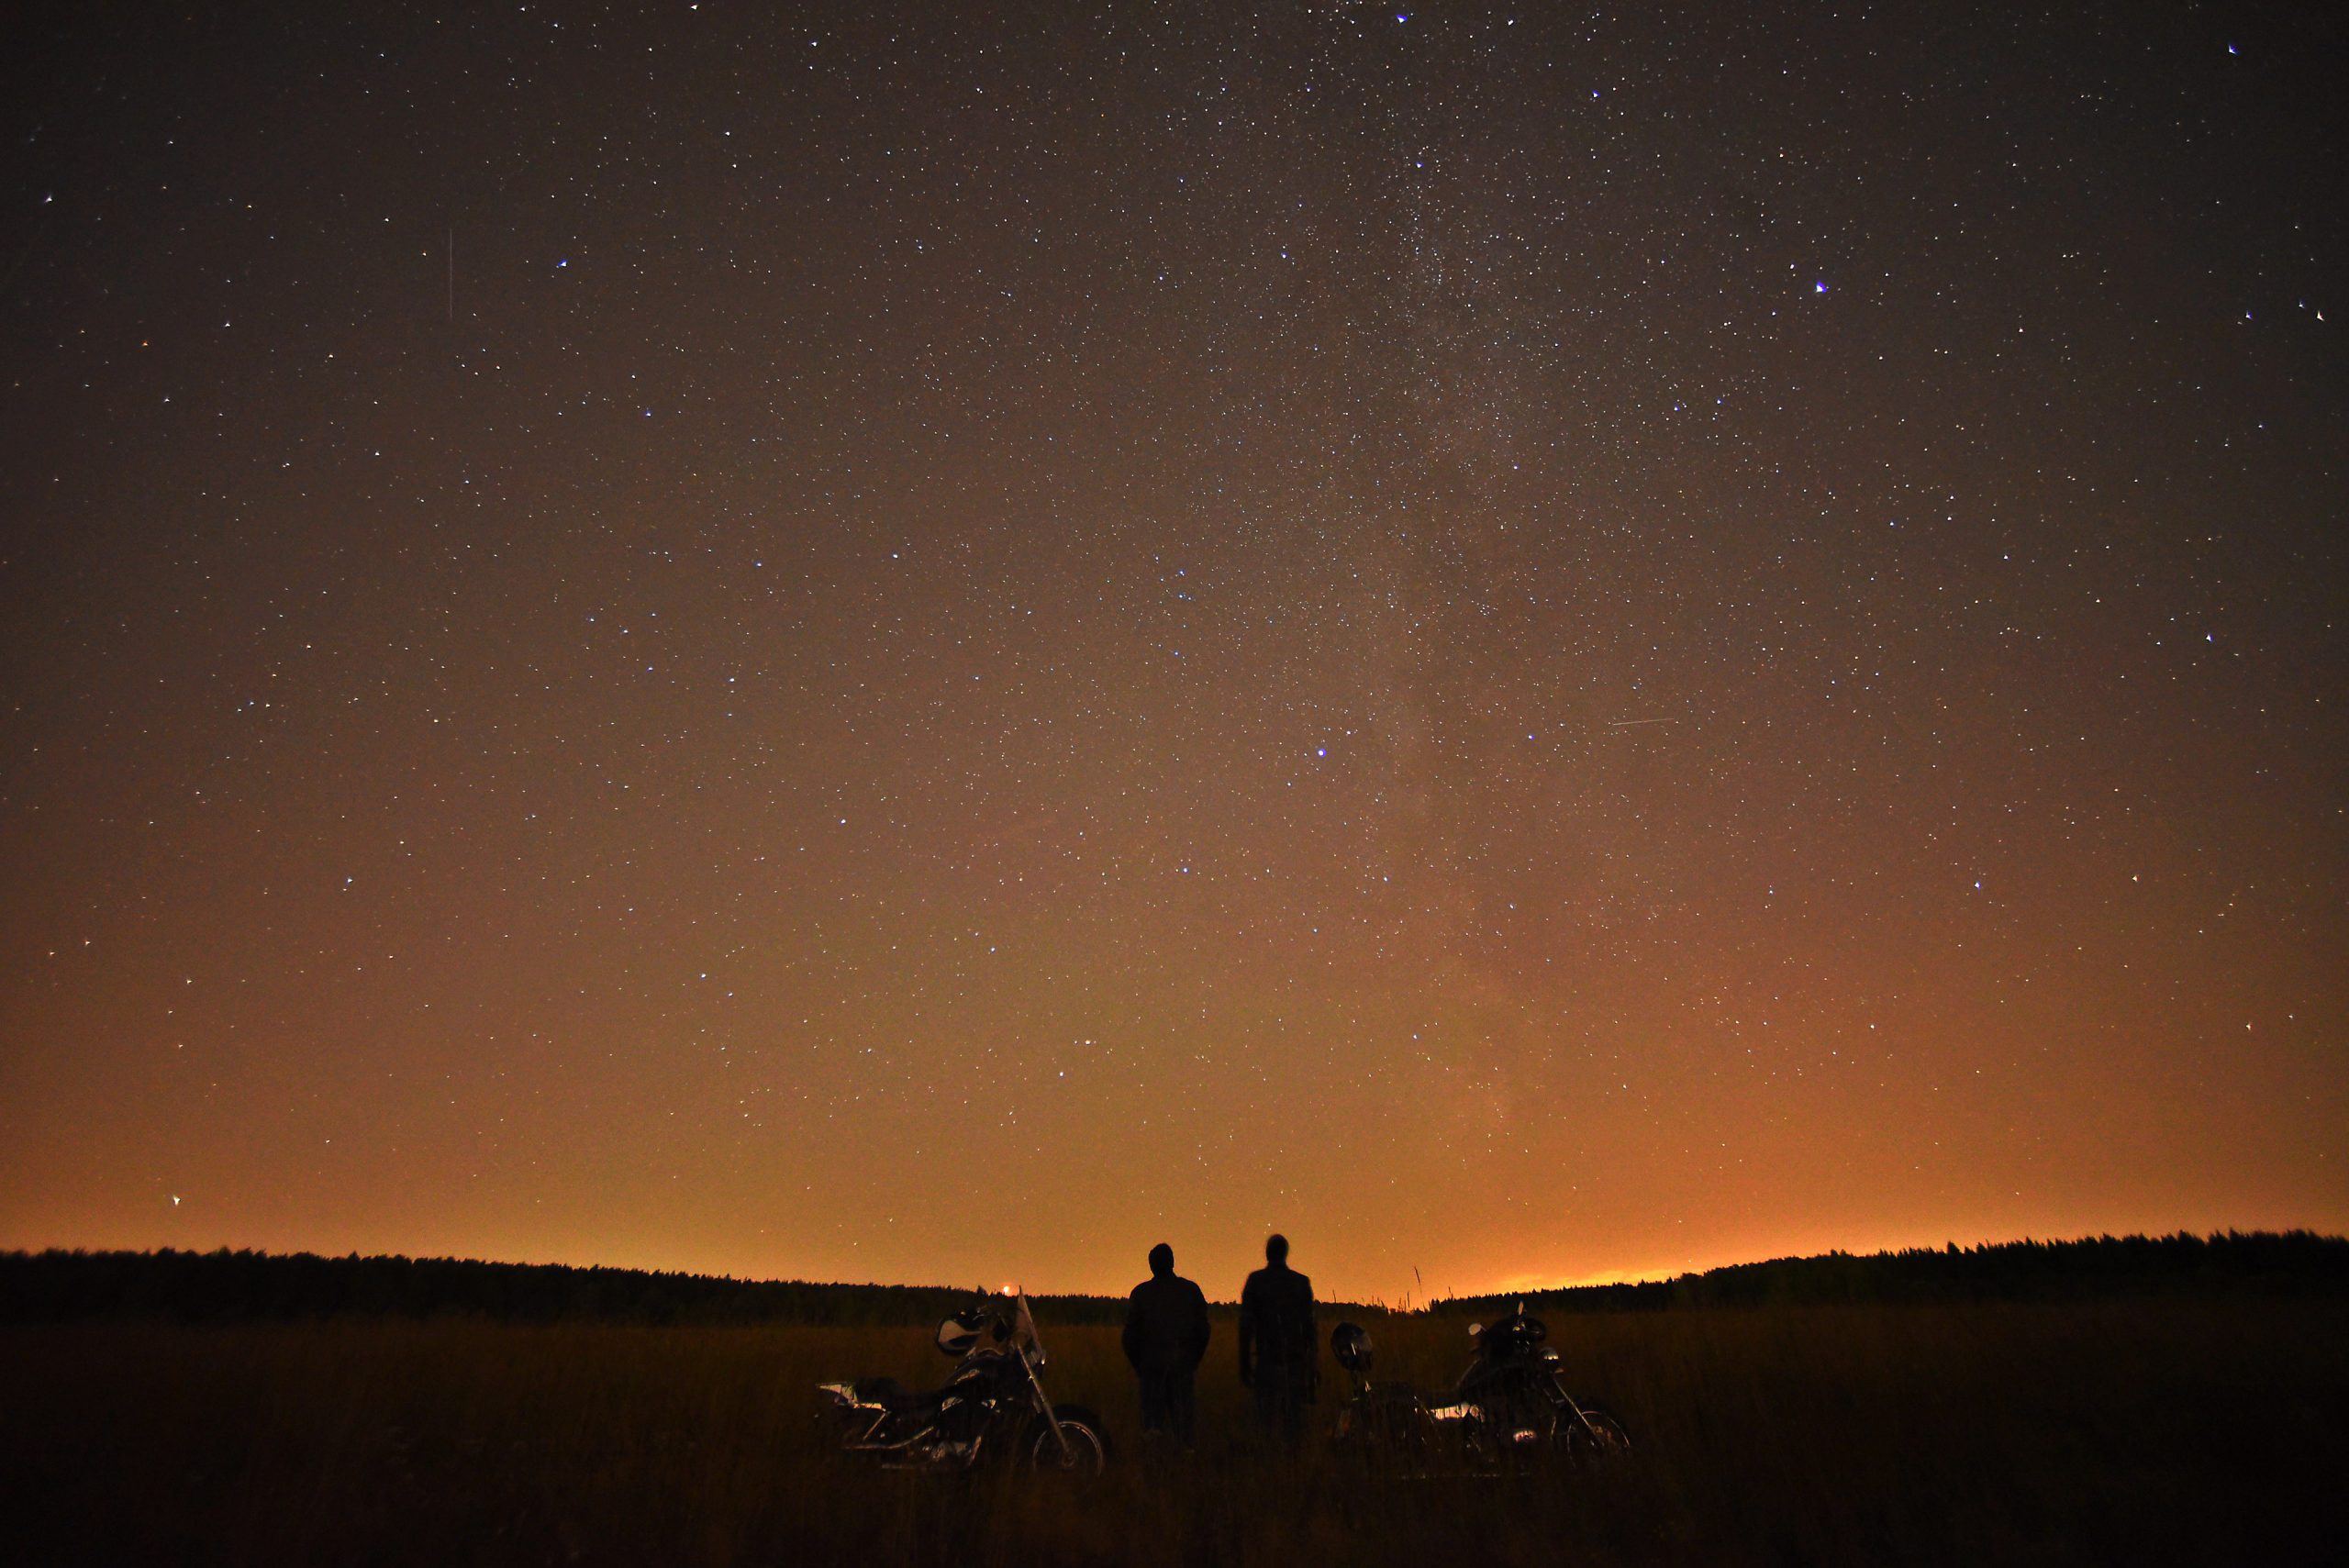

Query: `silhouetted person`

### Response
(1238, 1233, 1317, 1443)
(1122, 1242, 1210, 1445)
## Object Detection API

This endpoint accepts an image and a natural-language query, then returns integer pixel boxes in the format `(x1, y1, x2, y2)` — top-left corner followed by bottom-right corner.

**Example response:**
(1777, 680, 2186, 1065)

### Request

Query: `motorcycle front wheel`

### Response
(1565, 1405, 1631, 1468)
(1028, 1405, 1109, 1477)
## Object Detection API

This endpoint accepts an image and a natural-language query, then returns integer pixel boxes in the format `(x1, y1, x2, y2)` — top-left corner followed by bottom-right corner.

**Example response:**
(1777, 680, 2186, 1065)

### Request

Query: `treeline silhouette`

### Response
(0, 1249, 1129, 1328)
(1433, 1230, 2349, 1318)
(3, 1231, 2342, 1328)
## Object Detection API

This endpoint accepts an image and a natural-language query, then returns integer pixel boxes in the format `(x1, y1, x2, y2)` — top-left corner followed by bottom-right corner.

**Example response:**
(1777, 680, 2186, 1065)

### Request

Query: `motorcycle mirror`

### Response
(1466, 1322, 1483, 1338)
(935, 1313, 982, 1357)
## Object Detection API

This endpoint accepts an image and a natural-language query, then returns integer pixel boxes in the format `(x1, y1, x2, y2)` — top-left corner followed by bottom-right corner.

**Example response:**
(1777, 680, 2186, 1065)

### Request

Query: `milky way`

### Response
(2, 3, 2341, 1299)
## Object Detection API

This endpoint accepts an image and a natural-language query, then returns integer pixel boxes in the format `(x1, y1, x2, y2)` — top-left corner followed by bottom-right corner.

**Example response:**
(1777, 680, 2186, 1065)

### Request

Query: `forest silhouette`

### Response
(6, 1229, 2341, 1327)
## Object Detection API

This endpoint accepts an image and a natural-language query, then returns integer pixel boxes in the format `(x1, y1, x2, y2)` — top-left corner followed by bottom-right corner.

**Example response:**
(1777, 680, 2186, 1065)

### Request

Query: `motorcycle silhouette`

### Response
(818, 1293, 1109, 1476)
(1329, 1304, 1630, 1473)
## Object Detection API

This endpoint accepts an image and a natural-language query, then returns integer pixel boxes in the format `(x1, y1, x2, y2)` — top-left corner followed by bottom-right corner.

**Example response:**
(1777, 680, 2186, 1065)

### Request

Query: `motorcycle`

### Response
(818, 1293, 1109, 1477)
(1329, 1304, 1630, 1473)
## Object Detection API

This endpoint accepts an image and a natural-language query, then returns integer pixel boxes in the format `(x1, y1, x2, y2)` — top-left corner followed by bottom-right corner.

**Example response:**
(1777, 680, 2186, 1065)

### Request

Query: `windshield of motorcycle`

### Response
(948, 1296, 1044, 1373)
(1012, 1293, 1046, 1367)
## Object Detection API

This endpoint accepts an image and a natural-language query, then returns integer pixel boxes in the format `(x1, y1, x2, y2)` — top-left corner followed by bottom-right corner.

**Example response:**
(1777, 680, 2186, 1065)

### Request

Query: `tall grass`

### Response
(4, 1296, 2342, 1565)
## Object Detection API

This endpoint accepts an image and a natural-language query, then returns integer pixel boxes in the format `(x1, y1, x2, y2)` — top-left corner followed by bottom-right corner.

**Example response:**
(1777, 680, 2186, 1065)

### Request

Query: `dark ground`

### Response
(4, 1294, 2343, 1566)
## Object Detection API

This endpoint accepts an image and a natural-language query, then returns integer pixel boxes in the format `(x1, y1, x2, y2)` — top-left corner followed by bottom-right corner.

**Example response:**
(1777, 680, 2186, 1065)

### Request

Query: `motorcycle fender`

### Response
(818, 1382, 887, 1414)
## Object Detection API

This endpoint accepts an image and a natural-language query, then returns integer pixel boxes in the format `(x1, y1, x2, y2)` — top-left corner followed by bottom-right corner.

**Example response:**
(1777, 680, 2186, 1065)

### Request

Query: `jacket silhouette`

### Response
(1122, 1242, 1210, 1441)
(1238, 1233, 1316, 1440)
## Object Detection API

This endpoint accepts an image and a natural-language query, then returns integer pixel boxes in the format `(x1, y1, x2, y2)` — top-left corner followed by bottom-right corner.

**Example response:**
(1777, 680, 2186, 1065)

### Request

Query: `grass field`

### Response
(4, 1296, 2343, 1565)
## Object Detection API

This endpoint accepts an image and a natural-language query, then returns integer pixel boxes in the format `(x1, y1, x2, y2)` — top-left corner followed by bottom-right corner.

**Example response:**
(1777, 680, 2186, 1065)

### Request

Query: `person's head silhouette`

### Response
(1149, 1241, 1174, 1276)
(1265, 1233, 1289, 1265)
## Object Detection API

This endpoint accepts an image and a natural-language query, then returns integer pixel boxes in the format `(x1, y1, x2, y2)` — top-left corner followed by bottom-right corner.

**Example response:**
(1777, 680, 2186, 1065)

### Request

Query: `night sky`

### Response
(2, 3, 2341, 1303)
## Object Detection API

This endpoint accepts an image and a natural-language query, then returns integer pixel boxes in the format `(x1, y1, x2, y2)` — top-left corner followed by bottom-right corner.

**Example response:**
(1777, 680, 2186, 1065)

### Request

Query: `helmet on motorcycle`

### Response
(1477, 1307, 1547, 1355)
(936, 1309, 988, 1357)
(1330, 1321, 1375, 1374)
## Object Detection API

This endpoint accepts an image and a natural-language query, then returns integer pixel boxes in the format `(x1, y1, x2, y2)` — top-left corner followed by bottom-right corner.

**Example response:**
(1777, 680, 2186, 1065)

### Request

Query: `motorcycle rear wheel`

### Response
(1336, 1391, 1438, 1474)
(1028, 1405, 1109, 1477)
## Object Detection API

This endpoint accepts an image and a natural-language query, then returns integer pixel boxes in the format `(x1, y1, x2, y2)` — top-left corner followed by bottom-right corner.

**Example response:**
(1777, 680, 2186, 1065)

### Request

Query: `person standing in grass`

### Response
(1123, 1241, 1211, 1447)
(1238, 1232, 1317, 1444)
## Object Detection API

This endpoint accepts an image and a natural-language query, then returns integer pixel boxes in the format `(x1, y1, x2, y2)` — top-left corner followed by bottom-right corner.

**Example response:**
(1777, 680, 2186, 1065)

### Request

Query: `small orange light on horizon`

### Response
(999, 1283, 1019, 1296)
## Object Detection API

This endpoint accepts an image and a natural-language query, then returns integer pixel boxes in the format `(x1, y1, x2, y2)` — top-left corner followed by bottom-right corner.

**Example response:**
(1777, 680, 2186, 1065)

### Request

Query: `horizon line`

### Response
(9, 1224, 2339, 1308)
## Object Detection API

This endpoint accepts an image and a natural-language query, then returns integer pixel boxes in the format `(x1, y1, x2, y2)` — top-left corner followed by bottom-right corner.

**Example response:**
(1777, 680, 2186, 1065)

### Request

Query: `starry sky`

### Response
(1, 3, 2341, 1303)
